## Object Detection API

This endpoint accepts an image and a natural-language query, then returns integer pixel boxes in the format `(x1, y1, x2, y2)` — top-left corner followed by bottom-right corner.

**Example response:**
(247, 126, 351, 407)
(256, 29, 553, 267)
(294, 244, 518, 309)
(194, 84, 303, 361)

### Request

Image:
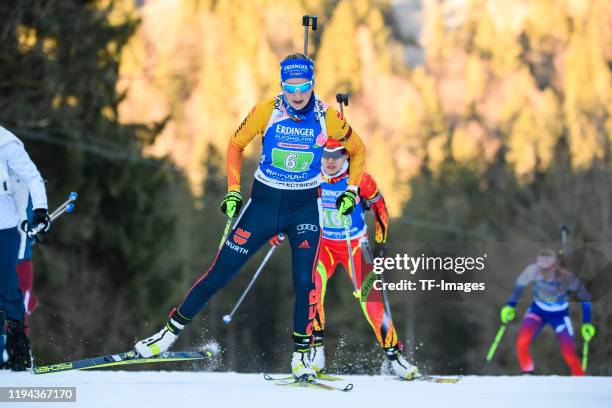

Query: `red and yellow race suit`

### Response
(313, 170, 398, 348)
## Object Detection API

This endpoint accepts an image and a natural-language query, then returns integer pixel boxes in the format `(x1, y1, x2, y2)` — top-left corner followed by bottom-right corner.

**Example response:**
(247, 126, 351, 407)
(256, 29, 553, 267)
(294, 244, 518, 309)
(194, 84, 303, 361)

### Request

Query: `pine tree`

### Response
(0, 0, 193, 361)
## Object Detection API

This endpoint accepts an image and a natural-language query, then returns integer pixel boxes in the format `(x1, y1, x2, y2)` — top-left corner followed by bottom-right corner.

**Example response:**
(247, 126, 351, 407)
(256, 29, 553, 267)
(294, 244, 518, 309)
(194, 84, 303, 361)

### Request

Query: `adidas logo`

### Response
(298, 240, 310, 249)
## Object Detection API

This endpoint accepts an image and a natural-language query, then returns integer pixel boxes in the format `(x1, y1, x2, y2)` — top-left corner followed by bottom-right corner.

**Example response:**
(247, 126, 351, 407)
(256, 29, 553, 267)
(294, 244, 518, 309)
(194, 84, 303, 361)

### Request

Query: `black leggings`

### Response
(177, 180, 321, 335)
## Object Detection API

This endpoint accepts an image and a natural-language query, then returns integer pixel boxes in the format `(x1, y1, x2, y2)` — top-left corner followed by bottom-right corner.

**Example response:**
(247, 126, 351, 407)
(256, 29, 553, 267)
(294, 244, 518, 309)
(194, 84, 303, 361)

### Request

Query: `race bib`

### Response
(271, 148, 314, 173)
(321, 207, 352, 229)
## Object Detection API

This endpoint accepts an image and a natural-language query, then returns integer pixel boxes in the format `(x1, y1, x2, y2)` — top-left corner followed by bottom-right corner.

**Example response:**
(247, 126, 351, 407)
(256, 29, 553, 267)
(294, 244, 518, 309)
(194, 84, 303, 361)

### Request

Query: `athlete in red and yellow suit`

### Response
(312, 170, 398, 348)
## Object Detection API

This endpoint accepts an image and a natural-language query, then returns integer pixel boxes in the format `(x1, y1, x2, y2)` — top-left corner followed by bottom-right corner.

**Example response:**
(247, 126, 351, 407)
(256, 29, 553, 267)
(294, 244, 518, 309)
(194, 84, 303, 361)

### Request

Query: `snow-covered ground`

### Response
(1, 371, 611, 408)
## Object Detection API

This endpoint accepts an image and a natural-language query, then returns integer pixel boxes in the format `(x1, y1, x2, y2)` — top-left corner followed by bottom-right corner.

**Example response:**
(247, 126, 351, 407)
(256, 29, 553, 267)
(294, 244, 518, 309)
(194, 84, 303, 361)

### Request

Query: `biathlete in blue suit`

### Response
(499, 249, 595, 375)
(135, 53, 367, 380)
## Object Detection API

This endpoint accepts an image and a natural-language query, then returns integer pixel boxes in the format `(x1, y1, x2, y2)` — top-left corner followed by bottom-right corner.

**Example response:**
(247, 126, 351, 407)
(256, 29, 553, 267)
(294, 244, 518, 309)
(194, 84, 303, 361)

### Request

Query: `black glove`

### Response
(32, 208, 51, 243)
(372, 241, 386, 259)
(335, 190, 357, 215)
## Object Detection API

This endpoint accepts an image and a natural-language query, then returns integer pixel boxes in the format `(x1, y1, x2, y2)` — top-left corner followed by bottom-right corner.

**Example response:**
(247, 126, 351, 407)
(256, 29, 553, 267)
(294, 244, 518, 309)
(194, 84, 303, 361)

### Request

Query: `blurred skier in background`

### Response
(499, 248, 595, 375)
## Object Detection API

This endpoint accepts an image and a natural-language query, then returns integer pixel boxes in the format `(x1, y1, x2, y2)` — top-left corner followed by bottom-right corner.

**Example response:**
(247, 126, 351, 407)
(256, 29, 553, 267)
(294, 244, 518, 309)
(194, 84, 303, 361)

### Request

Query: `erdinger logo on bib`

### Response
(275, 125, 315, 137)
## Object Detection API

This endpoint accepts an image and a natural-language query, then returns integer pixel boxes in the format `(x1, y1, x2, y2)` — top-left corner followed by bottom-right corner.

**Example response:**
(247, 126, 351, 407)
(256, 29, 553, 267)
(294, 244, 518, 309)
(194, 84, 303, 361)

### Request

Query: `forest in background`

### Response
(0, 0, 611, 375)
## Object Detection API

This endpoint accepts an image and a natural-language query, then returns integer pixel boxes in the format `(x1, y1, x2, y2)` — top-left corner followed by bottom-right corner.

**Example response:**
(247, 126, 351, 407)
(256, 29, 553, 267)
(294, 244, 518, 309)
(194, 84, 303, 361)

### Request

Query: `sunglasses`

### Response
(281, 80, 313, 94)
(322, 149, 347, 159)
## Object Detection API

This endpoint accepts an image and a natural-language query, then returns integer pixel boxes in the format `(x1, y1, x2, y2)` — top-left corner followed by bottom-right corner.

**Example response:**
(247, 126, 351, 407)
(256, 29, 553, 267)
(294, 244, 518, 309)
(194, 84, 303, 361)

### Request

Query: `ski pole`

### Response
(26, 203, 76, 238)
(561, 224, 570, 252)
(560, 224, 570, 266)
(50, 203, 74, 222)
(218, 216, 234, 251)
(378, 268, 394, 321)
(342, 216, 360, 299)
(222, 234, 285, 324)
(50, 191, 78, 219)
(486, 324, 507, 362)
(335, 93, 349, 115)
(23, 192, 78, 238)
(362, 240, 393, 319)
(335, 93, 359, 299)
(302, 15, 318, 55)
(582, 339, 590, 371)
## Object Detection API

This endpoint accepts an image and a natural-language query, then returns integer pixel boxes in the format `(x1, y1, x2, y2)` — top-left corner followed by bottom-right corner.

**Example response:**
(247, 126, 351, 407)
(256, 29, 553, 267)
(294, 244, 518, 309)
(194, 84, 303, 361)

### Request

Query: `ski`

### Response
(415, 374, 462, 384)
(270, 377, 353, 392)
(389, 374, 462, 383)
(263, 372, 344, 382)
(33, 350, 212, 374)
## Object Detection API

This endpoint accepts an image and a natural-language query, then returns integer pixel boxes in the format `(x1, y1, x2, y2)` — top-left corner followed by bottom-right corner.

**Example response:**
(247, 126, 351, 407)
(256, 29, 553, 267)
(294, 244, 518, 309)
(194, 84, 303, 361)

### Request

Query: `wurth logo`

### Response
(233, 228, 251, 245)
(226, 240, 249, 255)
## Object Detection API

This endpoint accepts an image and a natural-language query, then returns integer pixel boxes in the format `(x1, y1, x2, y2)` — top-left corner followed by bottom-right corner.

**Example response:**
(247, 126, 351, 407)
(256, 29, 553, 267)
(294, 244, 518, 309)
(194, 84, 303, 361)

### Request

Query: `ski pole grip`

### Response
(50, 191, 78, 219)
(336, 93, 349, 106)
(302, 15, 318, 54)
(26, 223, 46, 239)
(302, 15, 317, 30)
(336, 93, 349, 114)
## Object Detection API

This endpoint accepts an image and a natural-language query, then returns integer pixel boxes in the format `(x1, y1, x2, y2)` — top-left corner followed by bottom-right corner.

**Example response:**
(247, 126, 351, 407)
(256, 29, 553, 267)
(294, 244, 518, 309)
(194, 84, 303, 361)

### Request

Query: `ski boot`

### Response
(0, 334, 8, 369)
(291, 351, 316, 381)
(135, 309, 188, 358)
(309, 345, 325, 374)
(385, 344, 418, 380)
(0, 310, 7, 369)
(6, 320, 32, 371)
(292, 334, 315, 381)
(309, 331, 325, 374)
